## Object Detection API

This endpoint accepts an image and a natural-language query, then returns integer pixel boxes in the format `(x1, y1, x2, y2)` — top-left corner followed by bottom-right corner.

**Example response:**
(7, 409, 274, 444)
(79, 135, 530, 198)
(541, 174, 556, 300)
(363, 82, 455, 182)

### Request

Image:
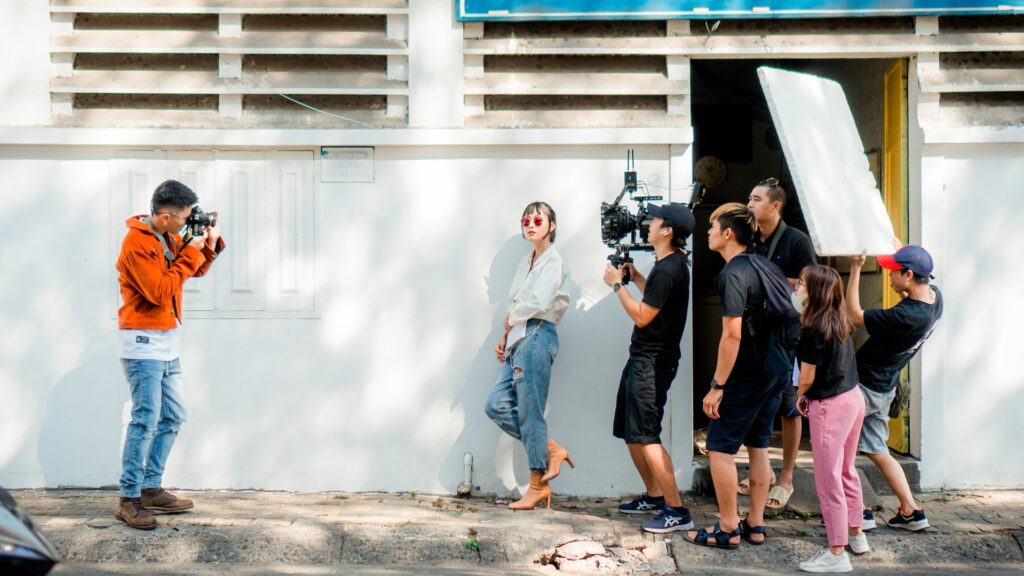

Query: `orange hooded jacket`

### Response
(116, 215, 226, 330)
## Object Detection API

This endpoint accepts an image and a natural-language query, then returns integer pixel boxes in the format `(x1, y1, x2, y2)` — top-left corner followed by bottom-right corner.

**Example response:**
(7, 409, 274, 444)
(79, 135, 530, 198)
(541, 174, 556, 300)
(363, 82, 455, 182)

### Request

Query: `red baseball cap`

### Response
(877, 245, 935, 279)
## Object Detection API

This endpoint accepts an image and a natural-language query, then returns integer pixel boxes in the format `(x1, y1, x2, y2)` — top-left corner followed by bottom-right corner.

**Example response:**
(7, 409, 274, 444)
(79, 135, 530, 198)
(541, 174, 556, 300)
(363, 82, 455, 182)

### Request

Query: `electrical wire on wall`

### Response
(278, 94, 375, 129)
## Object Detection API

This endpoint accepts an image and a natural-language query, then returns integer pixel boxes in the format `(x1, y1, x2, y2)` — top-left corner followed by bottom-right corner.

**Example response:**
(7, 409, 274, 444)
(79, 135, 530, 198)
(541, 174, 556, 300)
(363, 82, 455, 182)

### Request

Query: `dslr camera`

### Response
(600, 150, 705, 284)
(184, 206, 217, 240)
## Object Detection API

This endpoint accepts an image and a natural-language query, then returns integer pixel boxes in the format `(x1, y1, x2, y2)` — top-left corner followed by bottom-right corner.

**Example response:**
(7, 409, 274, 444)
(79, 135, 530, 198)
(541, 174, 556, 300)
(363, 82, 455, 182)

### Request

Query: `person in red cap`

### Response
(846, 243, 943, 533)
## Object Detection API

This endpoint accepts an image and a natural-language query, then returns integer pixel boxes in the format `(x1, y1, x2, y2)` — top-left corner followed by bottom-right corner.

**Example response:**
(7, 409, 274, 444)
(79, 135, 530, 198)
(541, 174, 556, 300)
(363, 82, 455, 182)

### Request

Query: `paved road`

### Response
(52, 562, 1024, 575)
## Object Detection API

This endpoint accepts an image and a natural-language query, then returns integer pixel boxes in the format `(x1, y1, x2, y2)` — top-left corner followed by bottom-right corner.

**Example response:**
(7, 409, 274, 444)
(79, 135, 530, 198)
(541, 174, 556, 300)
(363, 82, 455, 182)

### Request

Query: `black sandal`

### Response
(684, 522, 741, 550)
(740, 518, 767, 545)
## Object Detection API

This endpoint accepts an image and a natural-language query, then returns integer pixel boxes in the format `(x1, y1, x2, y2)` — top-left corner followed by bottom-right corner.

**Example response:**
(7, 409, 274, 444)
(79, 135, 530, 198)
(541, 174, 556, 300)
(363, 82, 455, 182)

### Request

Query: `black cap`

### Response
(647, 202, 695, 240)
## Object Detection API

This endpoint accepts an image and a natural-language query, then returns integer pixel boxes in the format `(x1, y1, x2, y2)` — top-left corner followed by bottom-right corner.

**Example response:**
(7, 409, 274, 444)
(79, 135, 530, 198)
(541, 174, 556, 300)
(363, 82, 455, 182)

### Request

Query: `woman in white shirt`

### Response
(484, 201, 572, 510)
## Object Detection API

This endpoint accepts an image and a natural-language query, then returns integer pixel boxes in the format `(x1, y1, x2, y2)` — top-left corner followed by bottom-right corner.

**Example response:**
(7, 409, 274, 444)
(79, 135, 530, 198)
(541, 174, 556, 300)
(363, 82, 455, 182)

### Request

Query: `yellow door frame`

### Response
(882, 59, 910, 453)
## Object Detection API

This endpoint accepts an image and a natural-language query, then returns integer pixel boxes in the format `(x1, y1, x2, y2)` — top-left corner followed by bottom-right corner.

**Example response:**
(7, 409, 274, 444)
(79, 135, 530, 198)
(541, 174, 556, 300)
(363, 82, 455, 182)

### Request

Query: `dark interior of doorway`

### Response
(689, 58, 899, 436)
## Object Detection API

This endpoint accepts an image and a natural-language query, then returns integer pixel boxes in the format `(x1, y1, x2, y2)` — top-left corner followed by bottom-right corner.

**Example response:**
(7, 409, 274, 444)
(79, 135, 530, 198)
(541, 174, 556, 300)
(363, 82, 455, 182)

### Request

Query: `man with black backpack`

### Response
(685, 203, 792, 550)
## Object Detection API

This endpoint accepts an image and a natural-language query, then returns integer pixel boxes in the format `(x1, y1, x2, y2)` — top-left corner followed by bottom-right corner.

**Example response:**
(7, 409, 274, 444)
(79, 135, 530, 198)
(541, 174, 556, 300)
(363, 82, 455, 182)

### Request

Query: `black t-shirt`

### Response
(749, 221, 817, 279)
(749, 222, 816, 353)
(629, 251, 690, 363)
(856, 287, 944, 393)
(797, 331, 859, 400)
(718, 255, 790, 382)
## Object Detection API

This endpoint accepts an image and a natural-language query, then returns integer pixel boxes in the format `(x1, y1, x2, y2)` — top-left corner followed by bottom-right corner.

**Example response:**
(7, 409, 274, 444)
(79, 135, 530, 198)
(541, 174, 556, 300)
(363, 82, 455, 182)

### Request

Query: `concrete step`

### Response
(691, 455, 920, 516)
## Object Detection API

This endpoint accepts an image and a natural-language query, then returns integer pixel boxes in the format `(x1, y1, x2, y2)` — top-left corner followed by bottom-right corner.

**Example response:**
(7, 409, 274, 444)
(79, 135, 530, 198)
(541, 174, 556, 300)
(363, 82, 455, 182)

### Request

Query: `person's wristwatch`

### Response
(612, 282, 623, 293)
(710, 379, 726, 390)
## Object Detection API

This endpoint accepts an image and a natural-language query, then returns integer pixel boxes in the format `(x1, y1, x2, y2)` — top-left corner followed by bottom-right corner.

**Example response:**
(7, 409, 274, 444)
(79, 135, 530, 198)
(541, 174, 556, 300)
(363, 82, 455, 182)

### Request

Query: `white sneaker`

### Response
(799, 548, 853, 573)
(849, 532, 870, 555)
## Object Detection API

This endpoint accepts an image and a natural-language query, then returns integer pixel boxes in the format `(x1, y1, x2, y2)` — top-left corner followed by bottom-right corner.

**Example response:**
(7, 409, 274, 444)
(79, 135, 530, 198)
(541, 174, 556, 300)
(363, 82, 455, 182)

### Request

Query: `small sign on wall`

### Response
(321, 147, 374, 183)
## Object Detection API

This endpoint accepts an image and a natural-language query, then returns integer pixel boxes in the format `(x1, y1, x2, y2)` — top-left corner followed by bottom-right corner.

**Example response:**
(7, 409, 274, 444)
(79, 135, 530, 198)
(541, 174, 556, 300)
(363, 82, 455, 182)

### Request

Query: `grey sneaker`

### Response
(849, 532, 870, 555)
(799, 548, 853, 573)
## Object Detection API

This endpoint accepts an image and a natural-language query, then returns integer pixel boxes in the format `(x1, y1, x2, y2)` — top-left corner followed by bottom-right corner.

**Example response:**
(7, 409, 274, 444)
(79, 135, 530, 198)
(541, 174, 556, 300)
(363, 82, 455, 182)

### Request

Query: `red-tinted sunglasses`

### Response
(521, 215, 545, 228)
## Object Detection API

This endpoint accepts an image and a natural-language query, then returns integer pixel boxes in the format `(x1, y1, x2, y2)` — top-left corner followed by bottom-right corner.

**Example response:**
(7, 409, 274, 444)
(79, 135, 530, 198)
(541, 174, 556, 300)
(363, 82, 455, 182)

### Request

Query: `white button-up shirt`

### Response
(506, 244, 570, 328)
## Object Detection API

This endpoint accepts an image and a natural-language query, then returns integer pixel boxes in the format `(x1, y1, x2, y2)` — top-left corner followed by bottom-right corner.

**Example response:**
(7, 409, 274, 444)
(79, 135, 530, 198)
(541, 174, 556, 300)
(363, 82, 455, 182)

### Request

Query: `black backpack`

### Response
(738, 253, 800, 325)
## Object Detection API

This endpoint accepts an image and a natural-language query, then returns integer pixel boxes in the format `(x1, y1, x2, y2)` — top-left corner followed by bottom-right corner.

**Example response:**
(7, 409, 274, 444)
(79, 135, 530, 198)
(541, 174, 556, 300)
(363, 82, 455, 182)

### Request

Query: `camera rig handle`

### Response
(607, 246, 634, 285)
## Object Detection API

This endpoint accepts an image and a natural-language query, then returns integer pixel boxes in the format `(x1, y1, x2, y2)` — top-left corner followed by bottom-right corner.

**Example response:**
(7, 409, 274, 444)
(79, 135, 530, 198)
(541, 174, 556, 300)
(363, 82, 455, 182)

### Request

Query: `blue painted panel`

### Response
(458, 0, 1022, 20)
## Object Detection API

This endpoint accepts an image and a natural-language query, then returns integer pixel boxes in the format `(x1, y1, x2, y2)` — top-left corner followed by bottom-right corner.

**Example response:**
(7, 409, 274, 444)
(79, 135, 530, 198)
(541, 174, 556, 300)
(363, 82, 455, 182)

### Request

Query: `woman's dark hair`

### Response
(521, 201, 557, 242)
(151, 179, 198, 214)
(800, 265, 854, 343)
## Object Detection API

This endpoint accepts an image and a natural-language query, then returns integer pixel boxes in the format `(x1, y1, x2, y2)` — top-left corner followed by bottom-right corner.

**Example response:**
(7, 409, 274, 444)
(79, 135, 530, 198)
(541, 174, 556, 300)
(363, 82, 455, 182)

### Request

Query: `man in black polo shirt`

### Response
(603, 202, 695, 534)
(744, 178, 817, 510)
(847, 244, 943, 532)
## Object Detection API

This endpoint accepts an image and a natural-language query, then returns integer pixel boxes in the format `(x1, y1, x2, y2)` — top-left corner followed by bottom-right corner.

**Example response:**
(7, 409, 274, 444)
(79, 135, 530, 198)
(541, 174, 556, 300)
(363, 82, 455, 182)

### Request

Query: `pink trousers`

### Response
(808, 386, 865, 547)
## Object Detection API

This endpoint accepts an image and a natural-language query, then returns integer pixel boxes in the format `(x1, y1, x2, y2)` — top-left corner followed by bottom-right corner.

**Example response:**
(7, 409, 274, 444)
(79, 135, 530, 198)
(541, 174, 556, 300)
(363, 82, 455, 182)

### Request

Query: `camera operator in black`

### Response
(743, 178, 817, 510)
(603, 202, 696, 534)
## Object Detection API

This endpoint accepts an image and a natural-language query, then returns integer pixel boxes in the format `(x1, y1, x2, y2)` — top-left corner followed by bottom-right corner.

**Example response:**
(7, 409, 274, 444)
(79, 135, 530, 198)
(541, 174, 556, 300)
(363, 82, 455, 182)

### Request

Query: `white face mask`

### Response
(791, 291, 808, 315)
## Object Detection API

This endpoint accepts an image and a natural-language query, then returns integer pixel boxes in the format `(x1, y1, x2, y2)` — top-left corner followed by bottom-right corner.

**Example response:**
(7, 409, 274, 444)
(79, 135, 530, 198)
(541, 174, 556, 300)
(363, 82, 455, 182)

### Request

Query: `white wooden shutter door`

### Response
(266, 151, 316, 312)
(214, 151, 267, 311)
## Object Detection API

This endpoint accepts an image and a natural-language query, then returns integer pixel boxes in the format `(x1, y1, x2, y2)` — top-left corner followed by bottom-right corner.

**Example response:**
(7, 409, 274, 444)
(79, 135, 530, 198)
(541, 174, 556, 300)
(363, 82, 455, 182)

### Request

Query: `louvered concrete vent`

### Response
(924, 16, 1024, 128)
(463, 15, 1024, 130)
(463, 20, 691, 128)
(49, 0, 409, 128)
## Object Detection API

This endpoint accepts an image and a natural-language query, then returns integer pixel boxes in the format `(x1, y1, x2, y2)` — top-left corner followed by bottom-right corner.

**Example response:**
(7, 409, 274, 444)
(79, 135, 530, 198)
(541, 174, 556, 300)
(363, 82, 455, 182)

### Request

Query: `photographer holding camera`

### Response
(114, 180, 224, 530)
(603, 202, 696, 534)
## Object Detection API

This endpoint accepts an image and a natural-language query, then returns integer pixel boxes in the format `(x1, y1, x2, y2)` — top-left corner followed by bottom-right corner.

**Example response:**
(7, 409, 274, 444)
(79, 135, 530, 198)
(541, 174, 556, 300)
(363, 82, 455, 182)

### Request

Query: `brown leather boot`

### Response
(508, 471, 552, 510)
(540, 439, 575, 483)
(115, 497, 157, 530)
(141, 488, 195, 514)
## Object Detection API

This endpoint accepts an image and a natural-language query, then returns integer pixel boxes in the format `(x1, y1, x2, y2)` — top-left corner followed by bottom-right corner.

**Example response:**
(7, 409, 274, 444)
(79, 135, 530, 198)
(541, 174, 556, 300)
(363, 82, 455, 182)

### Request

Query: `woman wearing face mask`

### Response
(484, 201, 572, 510)
(793, 265, 868, 573)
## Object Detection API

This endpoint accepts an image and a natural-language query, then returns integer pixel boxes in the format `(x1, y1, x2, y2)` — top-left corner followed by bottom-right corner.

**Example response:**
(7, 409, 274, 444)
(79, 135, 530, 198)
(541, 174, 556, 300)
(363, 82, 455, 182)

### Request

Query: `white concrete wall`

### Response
(0, 0, 50, 126)
(917, 144, 1024, 489)
(0, 144, 698, 496)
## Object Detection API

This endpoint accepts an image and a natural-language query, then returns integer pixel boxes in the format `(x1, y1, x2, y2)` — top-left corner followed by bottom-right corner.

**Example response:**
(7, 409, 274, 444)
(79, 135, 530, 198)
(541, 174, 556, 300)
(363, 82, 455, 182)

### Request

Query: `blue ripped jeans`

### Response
(119, 358, 187, 498)
(484, 319, 559, 471)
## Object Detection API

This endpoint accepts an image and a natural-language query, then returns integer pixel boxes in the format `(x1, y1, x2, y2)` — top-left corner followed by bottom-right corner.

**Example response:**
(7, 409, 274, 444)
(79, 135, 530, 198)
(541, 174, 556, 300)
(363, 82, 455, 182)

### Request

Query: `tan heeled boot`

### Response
(540, 439, 575, 483)
(508, 471, 551, 510)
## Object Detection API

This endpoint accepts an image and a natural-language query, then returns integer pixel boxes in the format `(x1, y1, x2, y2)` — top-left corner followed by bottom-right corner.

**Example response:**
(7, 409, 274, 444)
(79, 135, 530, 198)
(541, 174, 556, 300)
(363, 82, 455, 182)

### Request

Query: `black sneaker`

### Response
(618, 493, 665, 515)
(888, 509, 929, 532)
(642, 507, 695, 533)
(862, 509, 877, 531)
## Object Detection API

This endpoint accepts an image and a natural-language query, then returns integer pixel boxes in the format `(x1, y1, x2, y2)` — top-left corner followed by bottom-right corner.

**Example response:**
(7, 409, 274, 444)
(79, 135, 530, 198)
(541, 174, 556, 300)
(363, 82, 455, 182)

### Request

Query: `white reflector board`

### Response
(757, 67, 895, 256)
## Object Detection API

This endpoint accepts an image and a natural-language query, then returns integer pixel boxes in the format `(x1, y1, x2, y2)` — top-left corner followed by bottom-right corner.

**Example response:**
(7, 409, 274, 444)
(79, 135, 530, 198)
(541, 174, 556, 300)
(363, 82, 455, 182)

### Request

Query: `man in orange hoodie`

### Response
(114, 179, 225, 530)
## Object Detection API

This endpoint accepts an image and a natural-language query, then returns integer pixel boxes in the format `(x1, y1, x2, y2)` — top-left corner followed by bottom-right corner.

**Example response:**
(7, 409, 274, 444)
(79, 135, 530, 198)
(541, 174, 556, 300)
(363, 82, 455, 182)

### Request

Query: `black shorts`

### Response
(706, 371, 788, 455)
(613, 357, 677, 445)
(780, 378, 799, 418)
(778, 351, 799, 419)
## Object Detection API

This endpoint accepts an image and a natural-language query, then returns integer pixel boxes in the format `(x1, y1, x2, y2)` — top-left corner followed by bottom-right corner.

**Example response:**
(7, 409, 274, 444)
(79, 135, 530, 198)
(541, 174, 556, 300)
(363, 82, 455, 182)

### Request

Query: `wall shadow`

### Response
(37, 344, 124, 488)
(438, 235, 527, 495)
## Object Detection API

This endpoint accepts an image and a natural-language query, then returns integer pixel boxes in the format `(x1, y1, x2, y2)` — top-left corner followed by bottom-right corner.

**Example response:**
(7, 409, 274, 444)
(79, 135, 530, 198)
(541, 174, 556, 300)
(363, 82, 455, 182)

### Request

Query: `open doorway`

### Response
(689, 58, 913, 455)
